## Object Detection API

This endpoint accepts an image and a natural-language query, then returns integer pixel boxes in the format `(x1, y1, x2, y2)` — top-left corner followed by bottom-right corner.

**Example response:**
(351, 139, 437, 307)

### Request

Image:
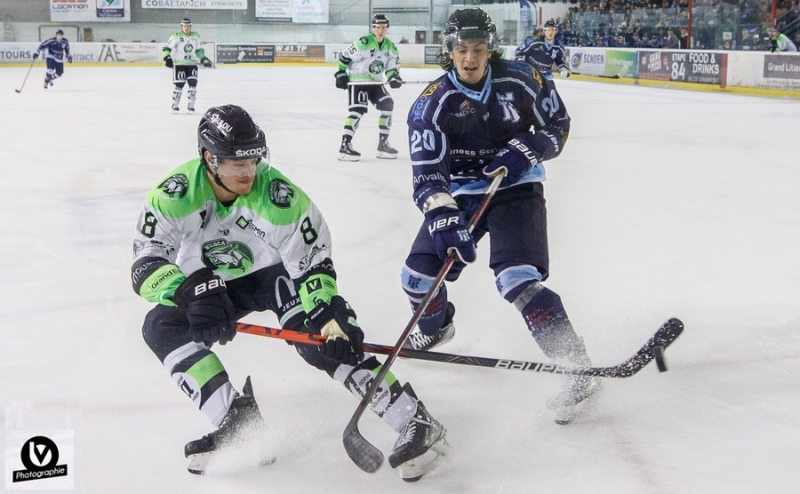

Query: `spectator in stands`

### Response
(399, 37, 410, 44)
(693, 20, 711, 48)
(737, 28, 755, 50)
(664, 27, 679, 48)
(632, 33, 646, 47)
(679, 27, 689, 48)
(719, 39, 733, 50)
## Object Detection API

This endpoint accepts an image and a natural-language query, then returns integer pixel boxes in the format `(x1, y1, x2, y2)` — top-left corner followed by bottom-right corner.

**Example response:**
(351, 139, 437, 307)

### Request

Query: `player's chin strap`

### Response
(204, 156, 239, 196)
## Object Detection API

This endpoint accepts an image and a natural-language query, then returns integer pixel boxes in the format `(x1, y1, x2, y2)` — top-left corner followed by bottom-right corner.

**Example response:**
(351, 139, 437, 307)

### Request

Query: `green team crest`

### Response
(201, 238, 254, 275)
(268, 178, 295, 208)
(158, 174, 189, 199)
(369, 60, 385, 75)
(183, 44, 195, 54)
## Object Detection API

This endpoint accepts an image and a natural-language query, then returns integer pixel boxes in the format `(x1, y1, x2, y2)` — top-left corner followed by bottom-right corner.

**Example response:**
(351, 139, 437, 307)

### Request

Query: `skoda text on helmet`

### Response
(372, 14, 389, 28)
(197, 105, 269, 171)
(442, 8, 499, 54)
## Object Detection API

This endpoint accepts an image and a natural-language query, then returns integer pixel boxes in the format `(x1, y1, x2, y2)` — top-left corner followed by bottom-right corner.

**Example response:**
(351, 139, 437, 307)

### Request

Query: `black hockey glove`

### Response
(335, 70, 350, 90)
(388, 73, 403, 89)
(67, 55, 73, 63)
(174, 268, 237, 346)
(426, 207, 476, 264)
(200, 57, 213, 68)
(483, 137, 539, 187)
(32, 52, 39, 60)
(305, 296, 364, 366)
(164, 55, 174, 68)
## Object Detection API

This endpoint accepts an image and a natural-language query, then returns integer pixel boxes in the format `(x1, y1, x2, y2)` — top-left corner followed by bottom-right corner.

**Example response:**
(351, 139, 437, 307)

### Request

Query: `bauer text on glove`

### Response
(483, 137, 540, 187)
(426, 207, 477, 263)
(174, 268, 237, 346)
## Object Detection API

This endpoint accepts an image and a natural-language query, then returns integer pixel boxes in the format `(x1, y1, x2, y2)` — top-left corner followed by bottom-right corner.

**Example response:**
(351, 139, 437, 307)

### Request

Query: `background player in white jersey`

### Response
(162, 18, 213, 114)
(33, 29, 71, 89)
(335, 14, 403, 161)
(132, 105, 448, 480)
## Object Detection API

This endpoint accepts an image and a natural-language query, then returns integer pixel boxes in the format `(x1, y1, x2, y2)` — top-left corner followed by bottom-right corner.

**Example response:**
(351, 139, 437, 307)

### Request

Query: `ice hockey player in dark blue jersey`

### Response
(34, 29, 72, 89)
(400, 8, 601, 425)
(514, 19, 570, 81)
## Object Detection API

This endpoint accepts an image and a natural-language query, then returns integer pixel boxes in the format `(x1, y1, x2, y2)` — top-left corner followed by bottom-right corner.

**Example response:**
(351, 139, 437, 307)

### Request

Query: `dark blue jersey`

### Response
(407, 59, 570, 210)
(38, 37, 70, 62)
(514, 37, 567, 79)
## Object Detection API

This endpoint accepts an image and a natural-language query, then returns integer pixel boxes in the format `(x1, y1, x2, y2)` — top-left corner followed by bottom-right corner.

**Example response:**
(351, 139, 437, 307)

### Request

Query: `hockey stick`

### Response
(347, 80, 431, 86)
(342, 172, 505, 474)
(236, 317, 683, 378)
(14, 57, 37, 94)
(572, 72, 620, 79)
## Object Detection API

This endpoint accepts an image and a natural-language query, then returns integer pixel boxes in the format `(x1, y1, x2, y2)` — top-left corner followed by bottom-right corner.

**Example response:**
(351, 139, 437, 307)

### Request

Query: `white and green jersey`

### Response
(162, 31, 206, 65)
(132, 158, 333, 309)
(338, 33, 400, 83)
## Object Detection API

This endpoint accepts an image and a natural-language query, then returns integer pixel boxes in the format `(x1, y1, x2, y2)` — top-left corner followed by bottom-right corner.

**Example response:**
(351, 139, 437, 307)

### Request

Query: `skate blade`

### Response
(338, 154, 360, 162)
(376, 152, 398, 159)
(398, 432, 450, 482)
(186, 452, 275, 475)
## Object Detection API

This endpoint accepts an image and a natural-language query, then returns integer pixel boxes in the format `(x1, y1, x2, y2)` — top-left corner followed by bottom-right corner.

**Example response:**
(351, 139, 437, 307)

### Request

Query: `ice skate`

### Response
(388, 400, 449, 482)
(184, 376, 267, 474)
(338, 137, 361, 162)
(187, 106, 195, 115)
(548, 374, 602, 425)
(403, 302, 455, 351)
(171, 104, 180, 114)
(376, 136, 398, 159)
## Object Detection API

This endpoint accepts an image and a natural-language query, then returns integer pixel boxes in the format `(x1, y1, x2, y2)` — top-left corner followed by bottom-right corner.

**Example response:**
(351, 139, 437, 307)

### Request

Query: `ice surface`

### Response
(1, 65, 799, 493)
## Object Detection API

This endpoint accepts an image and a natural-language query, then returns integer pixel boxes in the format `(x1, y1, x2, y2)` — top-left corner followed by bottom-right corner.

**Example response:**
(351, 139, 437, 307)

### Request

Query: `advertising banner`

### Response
(256, 0, 292, 22)
(141, 0, 246, 9)
(0, 42, 165, 63)
(424, 46, 440, 65)
(763, 54, 800, 80)
(51, 0, 130, 23)
(566, 48, 607, 76)
(605, 50, 637, 78)
(639, 50, 726, 85)
(292, 0, 327, 24)
(216, 44, 275, 63)
(273, 44, 325, 63)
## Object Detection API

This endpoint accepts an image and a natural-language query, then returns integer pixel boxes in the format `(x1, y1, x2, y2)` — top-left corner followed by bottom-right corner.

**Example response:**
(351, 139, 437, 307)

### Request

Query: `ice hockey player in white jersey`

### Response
(162, 18, 213, 114)
(335, 14, 403, 161)
(131, 105, 448, 480)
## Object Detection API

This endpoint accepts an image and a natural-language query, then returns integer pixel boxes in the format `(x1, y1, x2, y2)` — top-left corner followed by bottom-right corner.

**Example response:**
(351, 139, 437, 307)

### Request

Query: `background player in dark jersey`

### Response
(400, 8, 601, 425)
(514, 19, 570, 81)
(34, 29, 71, 89)
(132, 105, 447, 480)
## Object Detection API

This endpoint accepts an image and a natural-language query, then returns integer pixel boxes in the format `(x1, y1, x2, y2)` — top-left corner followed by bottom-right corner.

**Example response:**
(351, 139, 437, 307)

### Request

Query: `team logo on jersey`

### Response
(158, 174, 189, 199)
(201, 239, 255, 275)
(369, 60, 385, 75)
(268, 178, 295, 208)
(183, 44, 194, 54)
(454, 100, 476, 118)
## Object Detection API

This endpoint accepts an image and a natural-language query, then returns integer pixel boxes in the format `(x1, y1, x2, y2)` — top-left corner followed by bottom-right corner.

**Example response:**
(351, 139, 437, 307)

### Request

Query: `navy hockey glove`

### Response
(164, 55, 174, 68)
(32, 52, 39, 60)
(335, 70, 350, 90)
(305, 296, 364, 366)
(388, 73, 403, 89)
(174, 269, 237, 346)
(67, 55, 73, 63)
(200, 57, 213, 68)
(483, 137, 540, 187)
(426, 207, 477, 264)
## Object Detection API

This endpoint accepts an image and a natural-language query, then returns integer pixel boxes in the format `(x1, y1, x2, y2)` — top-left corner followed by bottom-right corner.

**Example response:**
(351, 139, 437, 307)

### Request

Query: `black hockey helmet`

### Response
(181, 18, 192, 26)
(372, 14, 389, 28)
(442, 8, 498, 54)
(544, 19, 557, 29)
(56, 29, 64, 35)
(197, 105, 269, 168)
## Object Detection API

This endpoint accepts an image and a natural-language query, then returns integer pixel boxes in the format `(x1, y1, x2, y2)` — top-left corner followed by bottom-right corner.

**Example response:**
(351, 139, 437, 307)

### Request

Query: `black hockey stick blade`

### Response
(573, 72, 620, 79)
(343, 415, 384, 473)
(588, 317, 684, 378)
